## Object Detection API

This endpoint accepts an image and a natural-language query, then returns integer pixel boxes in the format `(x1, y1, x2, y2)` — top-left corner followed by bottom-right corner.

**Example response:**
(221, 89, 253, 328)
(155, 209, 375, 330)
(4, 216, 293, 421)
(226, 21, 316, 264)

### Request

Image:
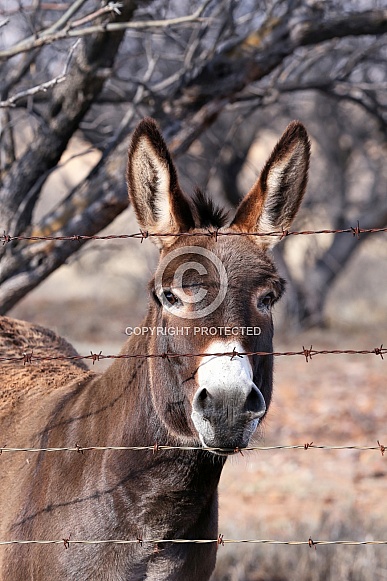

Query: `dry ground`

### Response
(214, 327, 387, 580)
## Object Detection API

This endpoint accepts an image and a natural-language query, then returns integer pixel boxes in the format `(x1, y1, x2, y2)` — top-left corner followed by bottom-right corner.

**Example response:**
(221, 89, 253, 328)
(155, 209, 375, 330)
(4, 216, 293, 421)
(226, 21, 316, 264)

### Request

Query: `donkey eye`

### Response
(163, 290, 179, 306)
(258, 292, 275, 310)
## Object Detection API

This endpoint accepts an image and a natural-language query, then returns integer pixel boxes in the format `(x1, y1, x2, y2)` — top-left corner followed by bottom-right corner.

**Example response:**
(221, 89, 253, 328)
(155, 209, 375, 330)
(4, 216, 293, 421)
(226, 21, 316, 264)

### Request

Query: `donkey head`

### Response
(127, 118, 309, 453)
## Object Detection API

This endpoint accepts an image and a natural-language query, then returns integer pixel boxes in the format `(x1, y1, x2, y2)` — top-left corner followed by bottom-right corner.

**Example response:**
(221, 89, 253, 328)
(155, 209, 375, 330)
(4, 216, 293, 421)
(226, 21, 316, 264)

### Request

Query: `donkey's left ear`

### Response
(127, 118, 194, 247)
(231, 121, 310, 247)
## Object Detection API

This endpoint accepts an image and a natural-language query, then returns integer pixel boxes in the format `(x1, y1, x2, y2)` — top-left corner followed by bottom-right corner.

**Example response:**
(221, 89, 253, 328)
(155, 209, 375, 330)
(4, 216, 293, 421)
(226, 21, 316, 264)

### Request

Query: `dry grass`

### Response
(212, 515, 387, 581)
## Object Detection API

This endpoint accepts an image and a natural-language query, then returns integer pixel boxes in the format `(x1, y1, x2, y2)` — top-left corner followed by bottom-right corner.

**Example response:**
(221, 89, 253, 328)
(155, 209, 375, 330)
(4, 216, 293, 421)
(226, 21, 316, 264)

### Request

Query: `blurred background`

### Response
(1, 1, 387, 579)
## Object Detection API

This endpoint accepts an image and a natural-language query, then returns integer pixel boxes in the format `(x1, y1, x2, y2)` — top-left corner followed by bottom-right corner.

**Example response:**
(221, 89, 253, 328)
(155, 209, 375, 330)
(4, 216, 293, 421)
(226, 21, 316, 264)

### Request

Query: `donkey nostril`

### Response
(246, 386, 266, 417)
(194, 388, 211, 414)
(198, 388, 208, 402)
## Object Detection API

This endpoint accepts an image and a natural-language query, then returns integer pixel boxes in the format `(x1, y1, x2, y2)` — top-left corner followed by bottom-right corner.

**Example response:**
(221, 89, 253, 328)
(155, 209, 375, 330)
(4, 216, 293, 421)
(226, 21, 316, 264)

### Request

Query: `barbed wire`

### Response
(1, 346, 385, 365)
(0, 537, 387, 548)
(2, 224, 387, 245)
(0, 442, 385, 455)
(0, 443, 386, 454)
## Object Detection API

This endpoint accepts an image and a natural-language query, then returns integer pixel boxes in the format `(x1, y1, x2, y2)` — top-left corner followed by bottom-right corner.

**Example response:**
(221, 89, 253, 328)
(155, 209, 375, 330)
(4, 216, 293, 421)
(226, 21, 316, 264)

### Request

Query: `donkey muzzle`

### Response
(191, 382, 266, 452)
(191, 341, 266, 452)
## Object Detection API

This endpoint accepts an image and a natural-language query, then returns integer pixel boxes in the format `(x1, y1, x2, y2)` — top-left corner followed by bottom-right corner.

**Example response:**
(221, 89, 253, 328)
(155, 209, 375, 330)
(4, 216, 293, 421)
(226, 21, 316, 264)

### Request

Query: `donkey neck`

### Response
(92, 314, 226, 522)
(94, 307, 226, 470)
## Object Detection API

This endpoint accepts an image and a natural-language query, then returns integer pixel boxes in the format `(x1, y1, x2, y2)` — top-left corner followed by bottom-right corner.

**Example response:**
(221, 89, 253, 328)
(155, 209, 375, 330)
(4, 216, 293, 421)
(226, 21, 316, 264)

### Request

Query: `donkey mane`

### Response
(191, 188, 229, 228)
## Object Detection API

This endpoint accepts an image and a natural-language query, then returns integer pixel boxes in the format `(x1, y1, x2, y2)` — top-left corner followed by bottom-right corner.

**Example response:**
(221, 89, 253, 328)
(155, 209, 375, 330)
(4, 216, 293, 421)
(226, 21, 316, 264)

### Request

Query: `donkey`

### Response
(0, 118, 309, 580)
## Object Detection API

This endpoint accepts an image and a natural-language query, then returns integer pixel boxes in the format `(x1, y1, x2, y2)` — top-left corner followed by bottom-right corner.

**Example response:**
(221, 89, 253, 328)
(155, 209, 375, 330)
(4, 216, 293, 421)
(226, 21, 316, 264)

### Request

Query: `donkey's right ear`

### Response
(127, 118, 194, 248)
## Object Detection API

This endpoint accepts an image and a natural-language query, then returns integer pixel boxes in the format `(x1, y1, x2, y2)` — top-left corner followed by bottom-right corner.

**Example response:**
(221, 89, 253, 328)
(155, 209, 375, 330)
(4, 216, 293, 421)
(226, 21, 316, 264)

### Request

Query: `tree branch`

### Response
(0, 40, 79, 108)
(170, 8, 387, 114)
(0, 0, 140, 244)
(0, 136, 129, 312)
(297, 9, 387, 46)
(0, 4, 209, 61)
(290, 202, 387, 327)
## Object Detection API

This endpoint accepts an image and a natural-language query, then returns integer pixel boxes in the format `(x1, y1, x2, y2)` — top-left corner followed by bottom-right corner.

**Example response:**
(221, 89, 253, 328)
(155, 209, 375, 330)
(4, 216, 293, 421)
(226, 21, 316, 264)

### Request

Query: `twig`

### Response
(0, 39, 80, 108)
(43, 0, 87, 34)
(0, 77, 66, 108)
(70, 2, 122, 28)
(0, 3, 209, 61)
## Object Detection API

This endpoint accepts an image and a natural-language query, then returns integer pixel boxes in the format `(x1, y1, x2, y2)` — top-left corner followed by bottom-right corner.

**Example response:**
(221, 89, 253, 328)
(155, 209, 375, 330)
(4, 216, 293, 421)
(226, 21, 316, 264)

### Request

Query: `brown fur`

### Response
(0, 118, 309, 580)
(0, 316, 91, 416)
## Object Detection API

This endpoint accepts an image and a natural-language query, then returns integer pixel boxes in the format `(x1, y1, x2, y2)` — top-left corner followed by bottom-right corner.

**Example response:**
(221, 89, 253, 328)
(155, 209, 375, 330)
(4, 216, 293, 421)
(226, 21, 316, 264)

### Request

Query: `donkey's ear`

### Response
(127, 118, 194, 247)
(231, 121, 310, 247)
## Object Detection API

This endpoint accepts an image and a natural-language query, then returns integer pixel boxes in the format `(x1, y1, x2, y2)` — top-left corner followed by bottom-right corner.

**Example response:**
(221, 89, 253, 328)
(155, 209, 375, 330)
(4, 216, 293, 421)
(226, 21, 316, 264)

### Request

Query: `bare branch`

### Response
(33, 50, 157, 239)
(0, 0, 140, 243)
(43, 0, 87, 34)
(70, 2, 123, 28)
(166, 10, 386, 123)
(0, 109, 16, 170)
(0, 4, 209, 61)
(296, 9, 387, 45)
(0, 40, 80, 108)
(0, 75, 65, 109)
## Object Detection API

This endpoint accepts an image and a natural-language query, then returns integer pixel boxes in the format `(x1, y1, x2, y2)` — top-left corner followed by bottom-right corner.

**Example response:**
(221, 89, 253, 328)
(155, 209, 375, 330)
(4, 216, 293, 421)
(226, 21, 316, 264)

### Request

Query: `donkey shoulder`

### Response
(0, 316, 92, 418)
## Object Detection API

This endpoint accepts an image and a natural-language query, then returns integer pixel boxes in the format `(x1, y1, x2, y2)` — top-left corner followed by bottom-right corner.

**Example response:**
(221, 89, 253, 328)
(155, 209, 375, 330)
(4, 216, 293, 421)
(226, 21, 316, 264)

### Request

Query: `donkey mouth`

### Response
(199, 441, 249, 456)
(196, 418, 260, 455)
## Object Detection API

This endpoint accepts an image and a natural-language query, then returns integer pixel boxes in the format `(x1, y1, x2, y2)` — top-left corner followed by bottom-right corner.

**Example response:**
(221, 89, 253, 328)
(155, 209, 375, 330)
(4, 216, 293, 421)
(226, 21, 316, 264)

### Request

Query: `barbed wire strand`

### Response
(0, 442, 385, 455)
(0, 538, 387, 548)
(2, 224, 387, 244)
(1, 346, 385, 364)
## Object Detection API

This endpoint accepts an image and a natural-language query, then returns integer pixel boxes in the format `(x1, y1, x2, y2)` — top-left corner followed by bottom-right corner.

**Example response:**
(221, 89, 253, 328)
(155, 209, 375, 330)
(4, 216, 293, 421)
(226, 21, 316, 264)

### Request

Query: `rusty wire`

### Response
(2, 224, 387, 244)
(1, 345, 385, 365)
(0, 442, 385, 455)
(0, 537, 387, 548)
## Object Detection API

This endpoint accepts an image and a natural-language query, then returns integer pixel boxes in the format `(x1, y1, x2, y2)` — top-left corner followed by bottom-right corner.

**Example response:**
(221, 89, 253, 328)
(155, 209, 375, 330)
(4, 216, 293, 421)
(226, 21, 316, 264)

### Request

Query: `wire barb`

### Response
(230, 347, 242, 360)
(280, 227, 289, 240)
(22, 351, 33, 365)
(302, 345, 313, 362)
(351, 221, 361, 239)
(140, 230, 149, 243)
(217, 534, 224, 546)
(234, 447, 244, 456)
(207, 228, 219, 241)
(90, 350, 103, 364)
(2, 231, 12, 245)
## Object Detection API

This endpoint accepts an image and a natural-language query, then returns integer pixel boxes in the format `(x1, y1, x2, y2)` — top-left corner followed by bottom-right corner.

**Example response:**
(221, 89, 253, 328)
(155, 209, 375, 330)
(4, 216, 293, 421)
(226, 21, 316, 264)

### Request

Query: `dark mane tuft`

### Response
(191, 188, 229, 228)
